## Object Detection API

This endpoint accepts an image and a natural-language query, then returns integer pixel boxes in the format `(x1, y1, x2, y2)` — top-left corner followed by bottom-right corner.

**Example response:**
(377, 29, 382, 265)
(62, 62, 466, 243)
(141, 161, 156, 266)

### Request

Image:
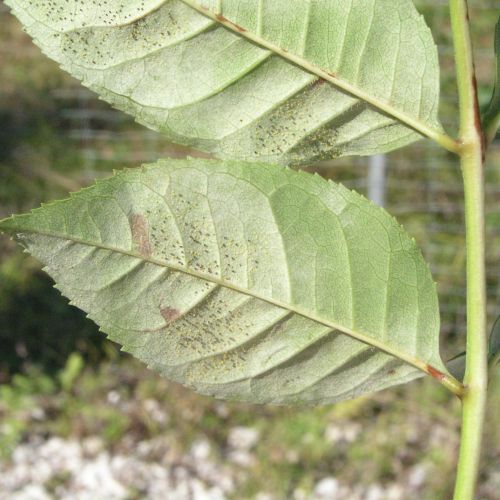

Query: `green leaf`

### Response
(6, 0, 445, 164)
(0, 159, 450, 404)
(446, 351, 465, 382)
(444, 315, 500, 381)
(489, 315, 500, 364)
(483, 17, 500, 144)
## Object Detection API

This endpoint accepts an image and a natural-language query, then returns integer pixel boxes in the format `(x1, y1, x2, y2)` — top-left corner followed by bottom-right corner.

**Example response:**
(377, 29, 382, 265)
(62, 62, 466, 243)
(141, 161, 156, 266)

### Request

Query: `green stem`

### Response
(455, 148, 488, 500)
(450, 1, 488, 499)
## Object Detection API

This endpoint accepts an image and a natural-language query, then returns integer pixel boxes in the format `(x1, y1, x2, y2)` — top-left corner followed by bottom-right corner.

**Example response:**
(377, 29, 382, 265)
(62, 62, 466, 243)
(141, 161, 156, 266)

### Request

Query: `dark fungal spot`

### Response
(311, 78, 326, 88)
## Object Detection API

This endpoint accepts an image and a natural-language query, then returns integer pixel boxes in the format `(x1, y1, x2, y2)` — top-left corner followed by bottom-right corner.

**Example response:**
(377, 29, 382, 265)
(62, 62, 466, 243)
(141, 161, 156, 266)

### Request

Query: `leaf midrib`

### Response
(10, 224, 438, 375)
(180, 0, 449, 147)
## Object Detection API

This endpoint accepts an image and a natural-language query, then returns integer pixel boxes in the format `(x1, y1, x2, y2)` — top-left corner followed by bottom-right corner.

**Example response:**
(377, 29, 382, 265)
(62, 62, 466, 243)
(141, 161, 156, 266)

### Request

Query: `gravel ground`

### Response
(2, 427, 498, 500)
(0, 432, 408, 500)
(1, 361, 498, 499)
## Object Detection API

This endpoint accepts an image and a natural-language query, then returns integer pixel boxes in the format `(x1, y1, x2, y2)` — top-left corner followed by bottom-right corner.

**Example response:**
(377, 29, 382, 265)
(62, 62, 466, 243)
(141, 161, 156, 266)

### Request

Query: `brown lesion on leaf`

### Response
(427, 364, 445, 381)
(161, 306, 181, 323)
(130, 214, 152, 258)
(215, 13, 247, 33)
(205, 6, 248, 34)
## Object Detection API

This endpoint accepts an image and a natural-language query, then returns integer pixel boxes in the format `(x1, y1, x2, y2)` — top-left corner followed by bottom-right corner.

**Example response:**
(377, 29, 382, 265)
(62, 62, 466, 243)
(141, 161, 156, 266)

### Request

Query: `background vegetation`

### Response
(0, 1, 499, 498)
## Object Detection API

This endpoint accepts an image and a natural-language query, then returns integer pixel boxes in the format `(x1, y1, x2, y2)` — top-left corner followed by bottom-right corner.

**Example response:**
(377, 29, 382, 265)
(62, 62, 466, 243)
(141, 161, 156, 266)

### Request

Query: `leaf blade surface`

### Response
(0, 159, 450, 404)
(6, 0, 444, 163)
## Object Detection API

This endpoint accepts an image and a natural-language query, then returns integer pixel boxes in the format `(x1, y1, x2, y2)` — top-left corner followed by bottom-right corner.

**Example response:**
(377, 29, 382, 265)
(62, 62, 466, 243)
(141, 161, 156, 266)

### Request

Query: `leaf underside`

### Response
(490, 315, 500, 361)
(0, 159, 449, 405)
(6, 0, 443, 164)
(483, 17, 500, 139)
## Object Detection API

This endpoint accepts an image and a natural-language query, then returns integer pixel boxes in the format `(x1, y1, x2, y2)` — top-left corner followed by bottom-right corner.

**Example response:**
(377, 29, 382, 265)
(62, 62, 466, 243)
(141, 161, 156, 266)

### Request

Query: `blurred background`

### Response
(0, 1, 499, 499)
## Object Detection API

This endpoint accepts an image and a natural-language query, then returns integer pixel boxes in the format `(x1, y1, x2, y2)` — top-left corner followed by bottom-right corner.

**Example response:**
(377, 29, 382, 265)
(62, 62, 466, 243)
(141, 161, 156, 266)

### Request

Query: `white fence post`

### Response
(368, 154, 387, 207)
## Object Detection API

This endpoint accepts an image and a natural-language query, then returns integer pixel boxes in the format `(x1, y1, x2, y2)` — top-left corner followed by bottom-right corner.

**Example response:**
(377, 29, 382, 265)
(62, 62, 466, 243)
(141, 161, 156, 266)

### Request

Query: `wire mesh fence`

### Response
(1, 1, 499, 350)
